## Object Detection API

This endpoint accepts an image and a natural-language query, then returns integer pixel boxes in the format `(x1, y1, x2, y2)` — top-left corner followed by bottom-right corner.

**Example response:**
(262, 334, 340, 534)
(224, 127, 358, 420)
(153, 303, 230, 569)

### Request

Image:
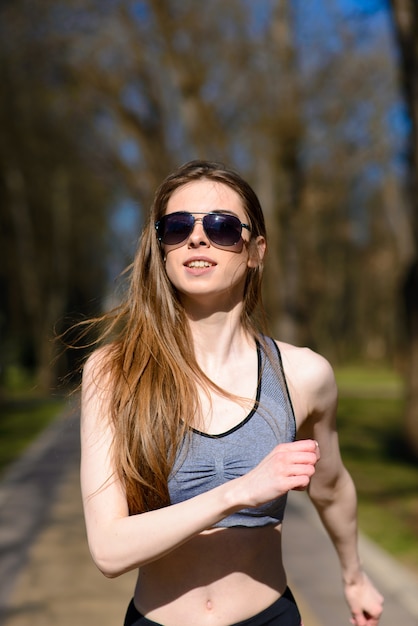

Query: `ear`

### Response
(247, 236, 266, 268)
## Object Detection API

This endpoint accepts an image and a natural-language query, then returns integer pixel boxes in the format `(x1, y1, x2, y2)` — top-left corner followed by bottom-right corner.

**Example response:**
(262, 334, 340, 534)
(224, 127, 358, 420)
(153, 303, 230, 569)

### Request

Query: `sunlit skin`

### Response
(80, 178, 384, 626)
(163, 180, 266, 320)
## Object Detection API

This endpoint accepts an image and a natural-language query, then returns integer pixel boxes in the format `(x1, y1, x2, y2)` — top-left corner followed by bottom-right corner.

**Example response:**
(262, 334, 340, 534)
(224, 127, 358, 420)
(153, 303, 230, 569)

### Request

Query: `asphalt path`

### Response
(1, 406, 417, 626)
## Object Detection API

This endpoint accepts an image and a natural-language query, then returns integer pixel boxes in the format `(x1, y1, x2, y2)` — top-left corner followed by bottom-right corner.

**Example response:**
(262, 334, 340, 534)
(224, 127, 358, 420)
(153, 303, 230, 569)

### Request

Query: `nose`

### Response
(187, 217, 210, 247)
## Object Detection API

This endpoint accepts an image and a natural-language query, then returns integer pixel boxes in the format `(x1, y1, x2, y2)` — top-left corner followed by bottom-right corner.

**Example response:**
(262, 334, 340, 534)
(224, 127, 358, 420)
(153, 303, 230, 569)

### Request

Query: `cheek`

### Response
(225, 255, 251, 285)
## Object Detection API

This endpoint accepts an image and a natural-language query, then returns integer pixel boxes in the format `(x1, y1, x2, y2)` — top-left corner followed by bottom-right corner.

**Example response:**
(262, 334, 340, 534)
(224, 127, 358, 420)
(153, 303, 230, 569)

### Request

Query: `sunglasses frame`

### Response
(155, 212, 251, 247)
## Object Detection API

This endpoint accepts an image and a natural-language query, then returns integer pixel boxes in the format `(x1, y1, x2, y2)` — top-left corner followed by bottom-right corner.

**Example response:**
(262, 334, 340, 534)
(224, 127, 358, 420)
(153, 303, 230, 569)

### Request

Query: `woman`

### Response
(81, 160, 384, 626)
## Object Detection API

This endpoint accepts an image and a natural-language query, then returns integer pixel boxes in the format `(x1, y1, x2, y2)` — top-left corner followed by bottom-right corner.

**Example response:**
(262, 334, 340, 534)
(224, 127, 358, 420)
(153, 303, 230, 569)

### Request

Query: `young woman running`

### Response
(80, 160, 384, 626)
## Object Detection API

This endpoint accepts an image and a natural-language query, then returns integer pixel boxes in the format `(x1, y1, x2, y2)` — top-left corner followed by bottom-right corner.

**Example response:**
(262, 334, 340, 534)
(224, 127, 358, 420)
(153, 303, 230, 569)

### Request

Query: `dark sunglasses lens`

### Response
(203, 214, 242, 246)
(159, 214, 194, 245)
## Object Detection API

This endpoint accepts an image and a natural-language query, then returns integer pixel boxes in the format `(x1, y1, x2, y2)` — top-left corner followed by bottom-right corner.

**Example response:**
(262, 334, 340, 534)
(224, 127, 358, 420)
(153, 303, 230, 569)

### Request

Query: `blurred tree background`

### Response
(0, 0, 417, 452)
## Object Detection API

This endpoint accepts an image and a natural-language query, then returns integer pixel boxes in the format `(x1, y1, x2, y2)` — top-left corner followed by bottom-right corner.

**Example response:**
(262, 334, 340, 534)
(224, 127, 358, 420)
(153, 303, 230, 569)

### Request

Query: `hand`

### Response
(345, 571, 384, 626)
(241, 439, 320, 508)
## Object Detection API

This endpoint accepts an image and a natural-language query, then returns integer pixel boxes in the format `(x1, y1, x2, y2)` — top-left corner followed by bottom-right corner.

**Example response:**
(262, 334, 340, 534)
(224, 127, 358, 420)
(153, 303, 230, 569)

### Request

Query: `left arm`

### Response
(286, 347, 384, 626)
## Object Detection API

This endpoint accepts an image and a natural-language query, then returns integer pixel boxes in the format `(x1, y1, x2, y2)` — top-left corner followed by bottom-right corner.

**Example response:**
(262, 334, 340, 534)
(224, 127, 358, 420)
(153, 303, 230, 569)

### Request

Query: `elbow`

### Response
(93, 554, 123, 579)
(89, 545, 128, 579)
(99, 565, 122, 579)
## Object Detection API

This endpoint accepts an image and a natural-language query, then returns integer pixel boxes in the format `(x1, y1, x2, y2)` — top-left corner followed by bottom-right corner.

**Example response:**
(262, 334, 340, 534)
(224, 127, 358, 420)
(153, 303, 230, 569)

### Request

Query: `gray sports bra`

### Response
(168, 336, 296, 527)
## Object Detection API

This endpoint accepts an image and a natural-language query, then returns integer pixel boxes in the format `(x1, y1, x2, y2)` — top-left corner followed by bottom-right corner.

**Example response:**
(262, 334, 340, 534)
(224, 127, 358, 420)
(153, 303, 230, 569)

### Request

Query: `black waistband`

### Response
(123, 587, 301, 626)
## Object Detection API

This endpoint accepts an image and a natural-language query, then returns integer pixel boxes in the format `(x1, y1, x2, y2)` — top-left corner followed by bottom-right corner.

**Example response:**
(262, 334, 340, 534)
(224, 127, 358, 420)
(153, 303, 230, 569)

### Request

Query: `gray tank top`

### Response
(168, 337, 296, 527)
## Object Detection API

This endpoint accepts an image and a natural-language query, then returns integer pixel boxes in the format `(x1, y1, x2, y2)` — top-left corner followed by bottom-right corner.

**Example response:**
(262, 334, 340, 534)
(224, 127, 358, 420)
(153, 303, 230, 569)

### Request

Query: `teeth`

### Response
(187, 260, 213, 268)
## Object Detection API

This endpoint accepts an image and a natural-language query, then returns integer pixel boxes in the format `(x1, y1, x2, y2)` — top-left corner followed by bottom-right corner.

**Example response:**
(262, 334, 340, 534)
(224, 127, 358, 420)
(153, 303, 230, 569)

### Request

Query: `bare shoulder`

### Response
(83, 345, 115, 389)
(275, 340, 337, 417)
(83, 343, 113, 371)
(81, 345, 116, 427)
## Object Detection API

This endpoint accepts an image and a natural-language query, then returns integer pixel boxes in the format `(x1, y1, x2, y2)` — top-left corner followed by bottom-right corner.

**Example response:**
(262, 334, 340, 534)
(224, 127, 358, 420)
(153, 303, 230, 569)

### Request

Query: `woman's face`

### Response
(160, 180, 265, 311)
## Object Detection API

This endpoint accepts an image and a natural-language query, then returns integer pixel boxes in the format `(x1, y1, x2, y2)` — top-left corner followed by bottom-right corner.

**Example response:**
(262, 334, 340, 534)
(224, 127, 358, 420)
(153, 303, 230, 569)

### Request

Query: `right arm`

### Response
(80, 349, 319, 577)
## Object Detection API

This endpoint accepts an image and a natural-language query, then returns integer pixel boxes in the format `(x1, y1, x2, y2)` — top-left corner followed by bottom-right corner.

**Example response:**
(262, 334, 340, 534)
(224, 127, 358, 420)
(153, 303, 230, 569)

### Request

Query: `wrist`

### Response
(221, 475, 248, 513)
(342, 563, 364, 586)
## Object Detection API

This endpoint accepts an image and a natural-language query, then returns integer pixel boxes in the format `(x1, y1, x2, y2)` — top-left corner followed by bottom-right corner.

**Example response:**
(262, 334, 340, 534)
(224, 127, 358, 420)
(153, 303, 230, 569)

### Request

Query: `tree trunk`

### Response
(389, 0, 418, 454)
(403, 263, 418, 450)
(259, 0, 306, 344)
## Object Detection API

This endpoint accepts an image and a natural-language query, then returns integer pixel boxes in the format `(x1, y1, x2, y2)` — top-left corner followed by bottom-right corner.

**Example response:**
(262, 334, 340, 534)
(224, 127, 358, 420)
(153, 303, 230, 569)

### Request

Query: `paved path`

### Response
(1, 407, 418, 626)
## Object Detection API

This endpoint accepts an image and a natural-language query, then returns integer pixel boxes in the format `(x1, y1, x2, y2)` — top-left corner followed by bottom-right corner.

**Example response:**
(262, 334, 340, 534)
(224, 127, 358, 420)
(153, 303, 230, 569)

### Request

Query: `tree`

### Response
(0, 0, 115, 390)
(389, 0, 418, 454)
(0, 0, 409, 393)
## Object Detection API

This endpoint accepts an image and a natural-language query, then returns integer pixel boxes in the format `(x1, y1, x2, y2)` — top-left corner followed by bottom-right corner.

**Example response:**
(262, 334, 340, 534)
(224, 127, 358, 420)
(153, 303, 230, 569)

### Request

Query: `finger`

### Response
(278, 439, 318, 453)
(351, 612, 367, 626)
(272, 449, 319, 469)
(285, 463, 317, 479)
(286, 451, 317, 471)
(284, 451, 319, 465)
(288, 476, 311, 491)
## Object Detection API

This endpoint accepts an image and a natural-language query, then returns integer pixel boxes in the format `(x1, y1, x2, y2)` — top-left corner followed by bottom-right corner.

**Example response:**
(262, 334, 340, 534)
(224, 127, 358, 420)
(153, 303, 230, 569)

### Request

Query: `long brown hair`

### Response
(92, 160, 268, 514)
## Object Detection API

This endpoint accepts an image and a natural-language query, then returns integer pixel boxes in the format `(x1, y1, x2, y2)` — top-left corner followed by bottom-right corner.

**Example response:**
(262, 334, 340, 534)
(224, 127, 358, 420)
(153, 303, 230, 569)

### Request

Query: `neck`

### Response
(186, 304, 253, 375)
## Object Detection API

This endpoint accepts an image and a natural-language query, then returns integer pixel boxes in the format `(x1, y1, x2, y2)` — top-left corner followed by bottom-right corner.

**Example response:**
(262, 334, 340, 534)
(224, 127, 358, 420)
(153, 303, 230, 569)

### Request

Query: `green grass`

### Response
(0, 396, 65, 476)
(335, 367, 418, 575)
(335, 365, 404, 396)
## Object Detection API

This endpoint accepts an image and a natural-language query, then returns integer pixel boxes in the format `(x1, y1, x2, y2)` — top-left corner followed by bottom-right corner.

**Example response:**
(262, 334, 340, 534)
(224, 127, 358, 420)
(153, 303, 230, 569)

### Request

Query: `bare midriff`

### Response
(133, 524, 286, 626)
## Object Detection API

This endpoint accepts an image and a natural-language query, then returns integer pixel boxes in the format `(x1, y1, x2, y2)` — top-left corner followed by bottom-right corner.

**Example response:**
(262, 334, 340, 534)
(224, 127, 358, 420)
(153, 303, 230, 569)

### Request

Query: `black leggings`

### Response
(123, 587, 302, 626)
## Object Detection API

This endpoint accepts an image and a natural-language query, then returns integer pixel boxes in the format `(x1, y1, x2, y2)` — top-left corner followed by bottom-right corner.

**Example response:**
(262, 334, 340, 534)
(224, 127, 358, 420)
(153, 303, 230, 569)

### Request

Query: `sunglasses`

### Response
(155, 212, 251, 247)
